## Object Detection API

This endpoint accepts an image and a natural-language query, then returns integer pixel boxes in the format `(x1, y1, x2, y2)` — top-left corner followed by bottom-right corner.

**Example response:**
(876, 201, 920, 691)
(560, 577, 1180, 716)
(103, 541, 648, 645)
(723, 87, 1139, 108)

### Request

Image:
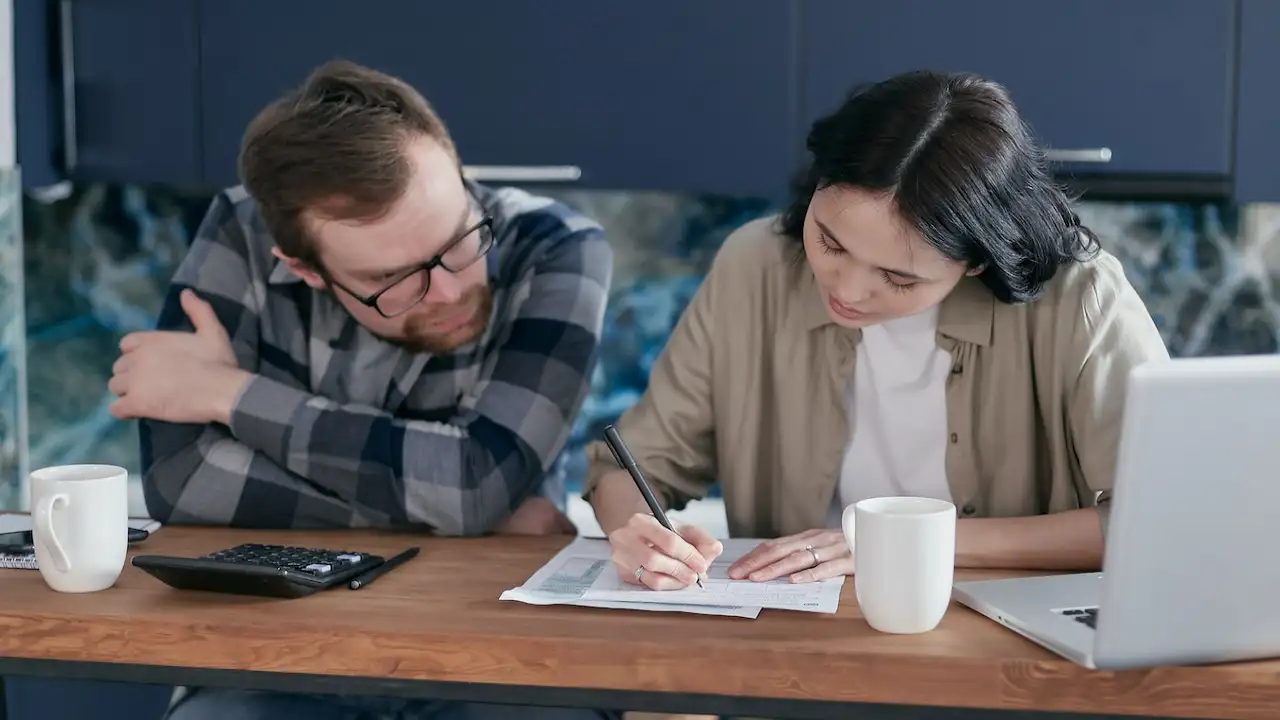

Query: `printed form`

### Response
(500, 537, 761, 618)
(500, 537, 843, 617)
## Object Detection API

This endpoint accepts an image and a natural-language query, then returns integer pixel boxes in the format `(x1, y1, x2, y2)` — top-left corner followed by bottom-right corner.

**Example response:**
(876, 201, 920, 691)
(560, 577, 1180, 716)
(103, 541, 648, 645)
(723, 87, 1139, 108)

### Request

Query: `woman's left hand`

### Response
(727, 529, 852, 584)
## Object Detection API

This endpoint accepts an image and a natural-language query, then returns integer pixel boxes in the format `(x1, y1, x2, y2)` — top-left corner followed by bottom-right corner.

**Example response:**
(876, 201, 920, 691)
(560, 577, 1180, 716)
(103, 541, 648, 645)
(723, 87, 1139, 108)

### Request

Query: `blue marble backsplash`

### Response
(5, 181, 1280, 509)
(0, 169, 26, 507)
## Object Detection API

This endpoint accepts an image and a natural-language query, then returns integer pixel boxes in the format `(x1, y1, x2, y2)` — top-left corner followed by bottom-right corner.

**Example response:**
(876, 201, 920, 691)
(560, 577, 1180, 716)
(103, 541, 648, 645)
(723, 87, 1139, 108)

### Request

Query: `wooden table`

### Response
(0, 526, 1277, 719)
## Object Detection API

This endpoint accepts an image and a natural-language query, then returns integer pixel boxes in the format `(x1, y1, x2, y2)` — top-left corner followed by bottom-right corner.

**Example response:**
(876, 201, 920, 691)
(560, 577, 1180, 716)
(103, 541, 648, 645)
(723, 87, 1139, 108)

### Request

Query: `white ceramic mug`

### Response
(29, 464, 129, 593)
(841, 496, 956, 634)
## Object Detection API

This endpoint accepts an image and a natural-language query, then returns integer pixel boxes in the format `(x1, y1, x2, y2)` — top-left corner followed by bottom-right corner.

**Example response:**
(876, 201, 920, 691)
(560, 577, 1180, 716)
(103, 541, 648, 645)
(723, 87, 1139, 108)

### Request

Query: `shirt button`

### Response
(962, 504, 976, 516)
(950, 432, 959, 444)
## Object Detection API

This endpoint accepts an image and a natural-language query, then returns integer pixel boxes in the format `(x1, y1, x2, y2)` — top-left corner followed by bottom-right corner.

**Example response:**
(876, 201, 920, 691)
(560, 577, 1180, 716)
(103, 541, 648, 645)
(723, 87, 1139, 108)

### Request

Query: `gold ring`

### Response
(806, 545, 820, 566)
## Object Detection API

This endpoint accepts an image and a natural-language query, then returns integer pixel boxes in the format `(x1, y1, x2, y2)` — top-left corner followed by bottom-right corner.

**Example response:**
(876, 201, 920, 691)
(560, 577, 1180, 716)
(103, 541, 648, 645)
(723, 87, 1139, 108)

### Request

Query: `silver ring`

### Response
(805, 545, 820, 566)
(634, 565, 645, 581)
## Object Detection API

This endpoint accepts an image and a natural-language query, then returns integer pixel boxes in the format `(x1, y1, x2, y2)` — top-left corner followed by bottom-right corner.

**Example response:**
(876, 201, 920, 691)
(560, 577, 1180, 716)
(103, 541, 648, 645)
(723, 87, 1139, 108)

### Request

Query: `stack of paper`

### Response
(500, 537, 843, 619)
(0, 514, 161, 534)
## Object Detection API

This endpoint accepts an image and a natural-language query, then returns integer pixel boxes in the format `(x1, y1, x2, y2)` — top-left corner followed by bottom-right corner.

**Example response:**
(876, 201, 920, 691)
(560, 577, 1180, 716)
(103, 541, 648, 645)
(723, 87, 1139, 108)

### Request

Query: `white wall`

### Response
(0, 0, 14, 168)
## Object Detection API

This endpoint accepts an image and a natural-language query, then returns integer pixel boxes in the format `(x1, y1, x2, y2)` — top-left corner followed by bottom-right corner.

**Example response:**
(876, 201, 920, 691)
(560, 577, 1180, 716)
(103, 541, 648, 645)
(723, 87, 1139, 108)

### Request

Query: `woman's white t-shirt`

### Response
(826, 305, 954, 526)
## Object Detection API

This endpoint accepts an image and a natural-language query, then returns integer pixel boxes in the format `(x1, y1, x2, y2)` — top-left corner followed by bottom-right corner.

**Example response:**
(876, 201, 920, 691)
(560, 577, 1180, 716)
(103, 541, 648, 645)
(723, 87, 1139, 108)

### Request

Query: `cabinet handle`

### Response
(462, 165, 582, 183)
(1044, 147, 1112, 164)
(58, 0, 78, 173)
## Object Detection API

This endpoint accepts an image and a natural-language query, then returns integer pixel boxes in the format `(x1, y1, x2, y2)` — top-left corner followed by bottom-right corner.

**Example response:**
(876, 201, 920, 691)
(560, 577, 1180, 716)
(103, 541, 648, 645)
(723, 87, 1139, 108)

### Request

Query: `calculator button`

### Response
(195, 543, 374, 584)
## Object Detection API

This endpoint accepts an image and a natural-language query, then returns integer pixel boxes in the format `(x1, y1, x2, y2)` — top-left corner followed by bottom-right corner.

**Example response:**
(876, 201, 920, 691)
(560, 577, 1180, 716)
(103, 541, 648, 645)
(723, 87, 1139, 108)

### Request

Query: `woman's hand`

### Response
(728, 529, 851, 583)
(607, 513, 723, 590)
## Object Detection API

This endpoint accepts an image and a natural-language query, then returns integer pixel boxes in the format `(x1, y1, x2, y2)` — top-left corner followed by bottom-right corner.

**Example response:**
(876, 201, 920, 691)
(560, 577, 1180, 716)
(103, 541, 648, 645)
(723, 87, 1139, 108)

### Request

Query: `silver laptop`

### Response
(953, 354, 1280, 670)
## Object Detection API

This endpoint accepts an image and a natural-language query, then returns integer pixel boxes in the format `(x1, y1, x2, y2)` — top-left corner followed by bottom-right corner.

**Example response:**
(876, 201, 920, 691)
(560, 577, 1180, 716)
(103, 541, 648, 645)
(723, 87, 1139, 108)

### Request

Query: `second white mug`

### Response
(841, 496, 956, 634)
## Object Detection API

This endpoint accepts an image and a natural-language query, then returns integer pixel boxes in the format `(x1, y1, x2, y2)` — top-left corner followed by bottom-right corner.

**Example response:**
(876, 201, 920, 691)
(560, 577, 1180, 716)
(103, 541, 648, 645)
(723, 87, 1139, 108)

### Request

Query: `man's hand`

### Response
(108, 289, 251, 426)
(493, 496, 577, 536)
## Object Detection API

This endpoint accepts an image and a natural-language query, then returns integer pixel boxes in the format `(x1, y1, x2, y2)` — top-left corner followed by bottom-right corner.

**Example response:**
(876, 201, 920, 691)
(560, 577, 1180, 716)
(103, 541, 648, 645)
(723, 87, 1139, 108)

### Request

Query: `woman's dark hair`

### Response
(778, 70, 1099, 304)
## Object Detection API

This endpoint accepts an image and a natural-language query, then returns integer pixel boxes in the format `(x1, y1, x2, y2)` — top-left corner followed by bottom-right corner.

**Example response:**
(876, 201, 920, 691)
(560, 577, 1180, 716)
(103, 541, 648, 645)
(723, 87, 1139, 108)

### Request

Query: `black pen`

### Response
(602, 424, 705, 590)
(348, 547, 420, 590)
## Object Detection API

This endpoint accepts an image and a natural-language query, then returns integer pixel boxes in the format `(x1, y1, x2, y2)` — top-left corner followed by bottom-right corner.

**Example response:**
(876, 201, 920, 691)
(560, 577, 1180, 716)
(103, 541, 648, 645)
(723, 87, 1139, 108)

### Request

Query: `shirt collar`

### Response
(936, 274, 995, 346)
(798, 264, 994, 347)
(269, 257, 301, 285)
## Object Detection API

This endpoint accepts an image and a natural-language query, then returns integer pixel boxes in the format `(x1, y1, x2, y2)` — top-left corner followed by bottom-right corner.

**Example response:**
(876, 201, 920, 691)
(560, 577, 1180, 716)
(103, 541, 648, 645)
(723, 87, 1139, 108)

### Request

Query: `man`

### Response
(107, 60, 616, 719)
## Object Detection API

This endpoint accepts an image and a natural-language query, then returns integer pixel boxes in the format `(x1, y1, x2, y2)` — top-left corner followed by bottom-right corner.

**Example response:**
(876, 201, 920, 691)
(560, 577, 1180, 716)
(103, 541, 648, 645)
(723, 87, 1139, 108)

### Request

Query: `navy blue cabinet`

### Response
(13, 0, 1276, 200)
(198, 0, 799, 198)
(1234, 0, 1280, 202)
(13, 0, 60, 188)
(800, 0, 1237, 181)
(14, 0, 202, 187)
(6, 677, 172, 720)
(61, 0, 202, 186)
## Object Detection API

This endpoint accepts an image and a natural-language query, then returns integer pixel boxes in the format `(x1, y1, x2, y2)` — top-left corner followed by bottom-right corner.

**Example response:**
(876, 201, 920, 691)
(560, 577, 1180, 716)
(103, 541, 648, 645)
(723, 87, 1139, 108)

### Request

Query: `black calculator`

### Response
(132, 543, 386, 598)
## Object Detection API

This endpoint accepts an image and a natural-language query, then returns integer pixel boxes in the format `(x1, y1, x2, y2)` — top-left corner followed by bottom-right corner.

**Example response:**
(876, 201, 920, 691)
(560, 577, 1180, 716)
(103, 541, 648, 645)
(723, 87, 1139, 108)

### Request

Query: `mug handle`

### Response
(34, 492, 72, 573)
(841, 503, 857, 557)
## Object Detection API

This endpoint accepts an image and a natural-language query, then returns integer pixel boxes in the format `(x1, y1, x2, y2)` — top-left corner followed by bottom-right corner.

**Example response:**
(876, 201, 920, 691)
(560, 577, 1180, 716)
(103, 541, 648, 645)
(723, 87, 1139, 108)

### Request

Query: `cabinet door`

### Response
(63, 0, 203, 185)
(1234, 0, 1280, 202)
(801, 0, 1236, 178)
(199, 0, 798, 198)
(13, 0, 61, 188)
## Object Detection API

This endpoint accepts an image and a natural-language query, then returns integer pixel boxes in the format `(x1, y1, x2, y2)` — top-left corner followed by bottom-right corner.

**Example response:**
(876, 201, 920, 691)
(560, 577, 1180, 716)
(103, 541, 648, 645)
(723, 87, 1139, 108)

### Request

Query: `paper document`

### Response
(0, 514, 161, 534)
(581, 538, 843, 614)
(501, 537, 843, 617)
(500, 537, 760, 618)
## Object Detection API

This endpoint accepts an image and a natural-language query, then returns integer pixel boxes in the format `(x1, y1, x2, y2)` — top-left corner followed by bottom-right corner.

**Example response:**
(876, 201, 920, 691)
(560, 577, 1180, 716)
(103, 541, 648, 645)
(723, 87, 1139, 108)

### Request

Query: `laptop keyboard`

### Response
(1059, 607, 1098, 629)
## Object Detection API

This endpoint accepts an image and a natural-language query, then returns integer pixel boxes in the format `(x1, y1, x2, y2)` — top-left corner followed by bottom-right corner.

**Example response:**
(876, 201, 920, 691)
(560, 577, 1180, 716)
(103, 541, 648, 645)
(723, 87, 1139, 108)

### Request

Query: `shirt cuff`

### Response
(1094, 489, 1112, 543)
(227, 374, 311, 465)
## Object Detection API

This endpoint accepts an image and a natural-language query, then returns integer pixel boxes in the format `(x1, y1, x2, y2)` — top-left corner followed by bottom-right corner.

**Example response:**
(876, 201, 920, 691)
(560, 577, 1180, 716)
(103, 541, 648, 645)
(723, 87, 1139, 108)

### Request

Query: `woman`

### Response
(584, 70, 1169, 590)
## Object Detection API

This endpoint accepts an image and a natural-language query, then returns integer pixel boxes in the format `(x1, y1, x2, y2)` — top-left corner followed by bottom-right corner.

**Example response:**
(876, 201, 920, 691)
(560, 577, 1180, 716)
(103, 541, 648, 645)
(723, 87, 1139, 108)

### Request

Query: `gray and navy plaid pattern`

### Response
(138, 182, 611, 535)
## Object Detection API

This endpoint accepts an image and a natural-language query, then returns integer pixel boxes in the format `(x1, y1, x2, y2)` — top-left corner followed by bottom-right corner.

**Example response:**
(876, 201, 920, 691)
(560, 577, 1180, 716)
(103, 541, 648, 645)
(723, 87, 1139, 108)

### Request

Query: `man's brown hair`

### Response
(238, 59, 457, 267)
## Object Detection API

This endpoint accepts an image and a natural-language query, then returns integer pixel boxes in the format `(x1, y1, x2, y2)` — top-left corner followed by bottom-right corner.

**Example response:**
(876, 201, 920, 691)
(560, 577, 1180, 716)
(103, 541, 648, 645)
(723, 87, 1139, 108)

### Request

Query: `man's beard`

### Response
(394, 284, 494, 354)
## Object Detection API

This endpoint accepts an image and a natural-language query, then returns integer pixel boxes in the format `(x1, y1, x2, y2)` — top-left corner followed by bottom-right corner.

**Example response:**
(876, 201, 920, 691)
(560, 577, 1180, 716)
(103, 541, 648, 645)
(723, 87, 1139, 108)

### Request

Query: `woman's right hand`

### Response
(607, 513, 723, 590)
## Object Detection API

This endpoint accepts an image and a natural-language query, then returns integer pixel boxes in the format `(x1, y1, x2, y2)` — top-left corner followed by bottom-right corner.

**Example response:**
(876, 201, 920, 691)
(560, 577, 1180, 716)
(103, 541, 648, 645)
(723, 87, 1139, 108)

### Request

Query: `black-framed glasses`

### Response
(327, 214, 495, 318)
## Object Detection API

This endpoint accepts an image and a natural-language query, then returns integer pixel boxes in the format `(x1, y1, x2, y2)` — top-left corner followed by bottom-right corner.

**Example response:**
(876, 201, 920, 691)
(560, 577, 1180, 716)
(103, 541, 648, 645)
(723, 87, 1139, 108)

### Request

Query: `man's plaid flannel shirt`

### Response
(138, 182, 612, 536)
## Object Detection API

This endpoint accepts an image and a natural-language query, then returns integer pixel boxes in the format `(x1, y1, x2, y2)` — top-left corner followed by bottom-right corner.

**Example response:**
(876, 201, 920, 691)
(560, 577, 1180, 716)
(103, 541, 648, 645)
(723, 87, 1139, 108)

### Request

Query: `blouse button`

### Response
(950, 432, 959, 444)
(962, 503, 977, 516)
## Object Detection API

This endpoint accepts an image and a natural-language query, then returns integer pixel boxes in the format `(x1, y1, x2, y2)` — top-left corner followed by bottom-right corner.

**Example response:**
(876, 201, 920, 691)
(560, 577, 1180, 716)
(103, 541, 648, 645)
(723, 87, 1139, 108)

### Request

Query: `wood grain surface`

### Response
(0, 526, 1276, 718)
